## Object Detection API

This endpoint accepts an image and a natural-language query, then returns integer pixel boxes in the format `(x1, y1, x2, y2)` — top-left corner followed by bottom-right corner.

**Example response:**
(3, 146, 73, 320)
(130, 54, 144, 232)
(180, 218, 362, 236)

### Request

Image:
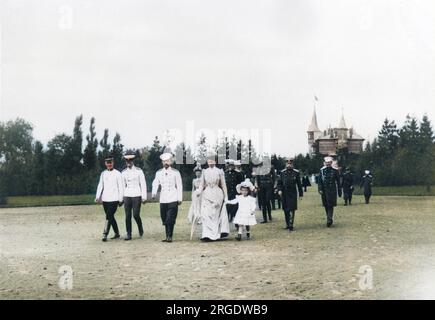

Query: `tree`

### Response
(83, 117, 98, 171)
(98, 129, 111, 169)
(111, 133, 124, 170)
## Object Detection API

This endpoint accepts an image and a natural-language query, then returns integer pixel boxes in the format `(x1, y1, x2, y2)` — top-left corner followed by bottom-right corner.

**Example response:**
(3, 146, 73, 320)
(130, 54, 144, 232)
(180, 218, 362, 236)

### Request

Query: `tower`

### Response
(307, 107, 322, 155)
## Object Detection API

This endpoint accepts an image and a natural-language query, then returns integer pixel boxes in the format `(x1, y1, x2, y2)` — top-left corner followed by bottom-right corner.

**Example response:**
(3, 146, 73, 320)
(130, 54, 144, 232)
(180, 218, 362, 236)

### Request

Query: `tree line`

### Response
(1, 113, 434, 204)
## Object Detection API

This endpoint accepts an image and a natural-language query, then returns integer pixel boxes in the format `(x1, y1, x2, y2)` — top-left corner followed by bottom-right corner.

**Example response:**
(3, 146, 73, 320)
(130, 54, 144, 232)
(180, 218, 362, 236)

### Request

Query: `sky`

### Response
(0, 0, 434, 156)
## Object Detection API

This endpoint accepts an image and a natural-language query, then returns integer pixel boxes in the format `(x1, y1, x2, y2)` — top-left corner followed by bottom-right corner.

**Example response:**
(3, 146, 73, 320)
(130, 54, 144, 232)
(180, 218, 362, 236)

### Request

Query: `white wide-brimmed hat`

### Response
(236, 178, 255, 193)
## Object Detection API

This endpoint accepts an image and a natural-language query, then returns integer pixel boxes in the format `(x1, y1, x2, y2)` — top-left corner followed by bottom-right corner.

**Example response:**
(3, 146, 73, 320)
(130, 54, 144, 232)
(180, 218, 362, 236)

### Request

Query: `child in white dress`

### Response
(227, 179, 257, 240)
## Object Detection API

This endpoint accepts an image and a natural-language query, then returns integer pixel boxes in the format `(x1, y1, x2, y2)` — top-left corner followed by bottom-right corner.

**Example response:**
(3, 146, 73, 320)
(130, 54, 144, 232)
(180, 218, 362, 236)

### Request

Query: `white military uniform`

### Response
(122, 165, 147, 200)
(151, 167, 183, 203)
(96, 169, 124, 202)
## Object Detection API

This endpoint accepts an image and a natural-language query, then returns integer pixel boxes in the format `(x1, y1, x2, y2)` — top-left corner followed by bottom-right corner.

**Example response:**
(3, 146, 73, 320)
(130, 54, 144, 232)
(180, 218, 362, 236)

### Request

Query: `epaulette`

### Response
(281, 169, 287, 172)
(293, 169, 299, 173)
(321, 166, 326, 170)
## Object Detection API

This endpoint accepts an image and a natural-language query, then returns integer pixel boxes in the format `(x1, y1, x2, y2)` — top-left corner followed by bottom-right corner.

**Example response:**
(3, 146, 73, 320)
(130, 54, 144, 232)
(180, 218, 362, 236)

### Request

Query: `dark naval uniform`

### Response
(318, 166, 342, 227)
(342, 171, 354, 205)
(256, 170, 275, 223)
(360, 174, 373, 204)
(302, 174, 311, 192)
(272, 173, 282, 210)
(277, 168, 303, 230)
(225, 169, 244, 222)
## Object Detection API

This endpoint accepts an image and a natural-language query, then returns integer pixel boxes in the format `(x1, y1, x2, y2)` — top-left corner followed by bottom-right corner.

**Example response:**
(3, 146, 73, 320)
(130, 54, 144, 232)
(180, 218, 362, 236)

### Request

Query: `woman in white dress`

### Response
(227, 179, 257, 240)
(196, 158, 230, 241)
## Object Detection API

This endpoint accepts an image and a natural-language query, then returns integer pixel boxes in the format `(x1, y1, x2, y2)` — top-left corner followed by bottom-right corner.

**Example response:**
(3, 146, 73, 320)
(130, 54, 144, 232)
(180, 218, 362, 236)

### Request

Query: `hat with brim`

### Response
(236, 179, 255, 193)
(104, 155, 114, 162)
(365, 170, 370, 175)
(124, 154, 135, 161)
(234, 160, 241, 166)
(324, 156, 334, 163)
(225, 159, 235, 165)
(160, 152, 173, 161)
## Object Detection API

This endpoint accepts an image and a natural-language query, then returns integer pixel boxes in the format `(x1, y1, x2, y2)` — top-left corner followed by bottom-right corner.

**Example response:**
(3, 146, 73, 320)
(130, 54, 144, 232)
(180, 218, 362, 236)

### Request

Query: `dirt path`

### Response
(1, 190, 435, 299)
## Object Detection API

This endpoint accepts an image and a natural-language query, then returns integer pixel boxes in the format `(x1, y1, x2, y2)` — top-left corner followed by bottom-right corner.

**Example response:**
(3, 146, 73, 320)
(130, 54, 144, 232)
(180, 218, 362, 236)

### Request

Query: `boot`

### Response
(236, 234, 242, 241)
(246, 233, 251, 240)
(102, 220, 110, 242)
(162, 225, 169, 242)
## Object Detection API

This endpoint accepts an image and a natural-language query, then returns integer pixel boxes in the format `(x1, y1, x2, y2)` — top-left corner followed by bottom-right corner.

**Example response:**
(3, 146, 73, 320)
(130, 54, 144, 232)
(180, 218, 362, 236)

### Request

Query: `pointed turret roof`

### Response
(308, 108, 321, 132)
(338, 113, 347, 129)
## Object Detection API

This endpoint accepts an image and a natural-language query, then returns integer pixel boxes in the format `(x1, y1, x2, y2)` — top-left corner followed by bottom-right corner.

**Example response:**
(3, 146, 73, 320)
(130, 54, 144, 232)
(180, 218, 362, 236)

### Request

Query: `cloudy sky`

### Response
(0, 0, 434, 156)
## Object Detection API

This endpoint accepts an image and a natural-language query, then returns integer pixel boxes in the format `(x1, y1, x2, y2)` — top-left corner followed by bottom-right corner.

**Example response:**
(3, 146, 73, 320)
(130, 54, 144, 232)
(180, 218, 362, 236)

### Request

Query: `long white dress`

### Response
(187, 178, 202, 224)
(228, 195, 257, 226)
(198, 167, 230, 240)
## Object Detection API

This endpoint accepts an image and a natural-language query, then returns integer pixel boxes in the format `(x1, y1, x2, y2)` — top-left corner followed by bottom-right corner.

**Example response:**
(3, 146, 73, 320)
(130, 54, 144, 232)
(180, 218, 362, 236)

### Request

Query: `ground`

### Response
(1, 190, 435, 300)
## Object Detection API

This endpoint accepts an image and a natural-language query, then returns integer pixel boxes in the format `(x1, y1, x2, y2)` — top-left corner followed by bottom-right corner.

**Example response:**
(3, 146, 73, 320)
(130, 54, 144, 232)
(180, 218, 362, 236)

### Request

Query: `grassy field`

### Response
(354, 185, 435, 196)
(1, 188, 435, 300)
(3, 186, 434, 208)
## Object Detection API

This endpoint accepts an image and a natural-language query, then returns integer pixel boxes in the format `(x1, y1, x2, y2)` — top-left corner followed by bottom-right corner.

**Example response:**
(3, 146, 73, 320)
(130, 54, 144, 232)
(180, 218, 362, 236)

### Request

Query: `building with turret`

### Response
(307, 109, 364, 156)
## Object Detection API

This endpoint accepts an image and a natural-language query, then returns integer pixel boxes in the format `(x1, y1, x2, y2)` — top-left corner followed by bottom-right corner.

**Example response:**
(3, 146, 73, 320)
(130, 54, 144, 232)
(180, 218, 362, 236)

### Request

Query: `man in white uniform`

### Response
(122, 152, 147, 241)
(95, 155, 124, 242)
(152, 153, 183, 243)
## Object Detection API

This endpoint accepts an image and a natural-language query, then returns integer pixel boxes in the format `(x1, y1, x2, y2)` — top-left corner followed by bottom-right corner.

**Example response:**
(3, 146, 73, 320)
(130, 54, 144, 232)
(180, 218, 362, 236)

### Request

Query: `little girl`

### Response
(226, 179, 257, 240)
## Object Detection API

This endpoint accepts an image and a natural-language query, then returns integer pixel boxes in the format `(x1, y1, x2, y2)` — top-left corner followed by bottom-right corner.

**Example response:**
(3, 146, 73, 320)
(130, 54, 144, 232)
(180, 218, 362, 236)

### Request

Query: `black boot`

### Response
(289, 211, 295, 231)
(236, 234, 242, 241)
(162, 225, 169, 242)
(102, 220, 110, 242)
(167, 224, 174, 243)
(110, 234, 120, 240)
(124, 234, 132, 241)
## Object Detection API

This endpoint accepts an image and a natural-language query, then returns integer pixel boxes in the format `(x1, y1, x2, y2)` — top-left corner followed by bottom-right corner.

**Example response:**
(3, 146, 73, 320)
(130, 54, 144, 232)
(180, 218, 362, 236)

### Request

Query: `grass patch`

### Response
(353, 185, 435, 196)
(2, 192, 194, 208)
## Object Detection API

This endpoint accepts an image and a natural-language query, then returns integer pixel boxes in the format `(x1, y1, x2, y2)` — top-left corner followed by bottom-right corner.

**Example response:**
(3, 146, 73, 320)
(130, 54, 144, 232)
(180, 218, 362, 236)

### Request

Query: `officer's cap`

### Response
(225, 159, 235, 165)
(104, 156, 114, 162)
(324, 156, 334, 163)
(124, 153, 135, 160)
(365, 170, 370, 175)
(234, 160, 242, 166)
(160, 152, 173, 161)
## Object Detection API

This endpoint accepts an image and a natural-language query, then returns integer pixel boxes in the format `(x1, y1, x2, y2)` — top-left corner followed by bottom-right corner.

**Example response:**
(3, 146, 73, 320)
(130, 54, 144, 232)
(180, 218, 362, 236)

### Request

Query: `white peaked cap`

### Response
(324, 156, 334, 162)
(365, 170, 370, 175)
(225, 159, 235, 165)
(234, 160, 242, 166)
(160, 152, 173, 161)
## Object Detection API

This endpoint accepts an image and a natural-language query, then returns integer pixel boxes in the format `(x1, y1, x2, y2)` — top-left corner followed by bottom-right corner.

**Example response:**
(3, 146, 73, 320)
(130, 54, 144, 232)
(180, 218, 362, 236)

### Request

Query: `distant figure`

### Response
(225, 159, 244, 223)
(226, 179, 257, 241)
(277, 157, 303, 231)
(95, 155, 124, 242)
(360, 170, 373, 204)
(122, 152, 147, 240)
(302, 173, 311, 192)
(152, 152, 183, 243)
(188, 165, 203, 226)
(255, 165, 275, 223)
(342, 167, 354, 206)
(318, 156, 342, 228)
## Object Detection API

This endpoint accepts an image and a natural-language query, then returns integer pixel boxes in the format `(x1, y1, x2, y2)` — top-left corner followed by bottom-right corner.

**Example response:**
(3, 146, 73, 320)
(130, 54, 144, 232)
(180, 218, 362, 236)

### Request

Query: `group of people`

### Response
(95, 152, 182, 242)
(95, 151, 374, 243)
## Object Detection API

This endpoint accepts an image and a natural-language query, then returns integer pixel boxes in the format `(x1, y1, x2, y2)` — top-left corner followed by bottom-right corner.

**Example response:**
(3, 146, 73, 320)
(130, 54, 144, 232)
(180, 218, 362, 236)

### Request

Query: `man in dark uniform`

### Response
(277, 157, 303, 231)
(271, 166, 281, 210)
(225, 160, 244, 222)
(301, 172, 311, 192)
(360, 170, 373, 204)
(255, 165, 276, 223)
(318, 156, 342, 227)
(342, 167, 354, 206)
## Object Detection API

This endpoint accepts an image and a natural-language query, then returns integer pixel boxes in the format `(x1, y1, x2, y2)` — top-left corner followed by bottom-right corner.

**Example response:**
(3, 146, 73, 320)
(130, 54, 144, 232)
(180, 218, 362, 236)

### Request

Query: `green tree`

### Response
(83, 117, 98, 171)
